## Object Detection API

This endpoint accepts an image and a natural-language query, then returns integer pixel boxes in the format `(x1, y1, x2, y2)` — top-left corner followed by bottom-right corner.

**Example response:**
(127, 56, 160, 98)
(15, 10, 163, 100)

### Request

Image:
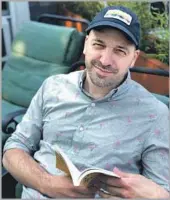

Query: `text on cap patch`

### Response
(104, 9, 132, 25)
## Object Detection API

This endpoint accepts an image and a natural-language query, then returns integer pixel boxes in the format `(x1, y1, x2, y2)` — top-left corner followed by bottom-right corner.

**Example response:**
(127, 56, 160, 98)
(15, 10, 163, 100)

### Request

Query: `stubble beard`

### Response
(85, 60, 122, 89)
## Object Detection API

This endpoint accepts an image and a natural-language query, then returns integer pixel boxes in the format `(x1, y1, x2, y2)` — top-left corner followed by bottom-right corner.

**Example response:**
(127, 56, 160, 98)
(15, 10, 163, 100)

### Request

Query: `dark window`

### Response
(2, 29, 6, 57)
(2, 1, 8, 10)
(150, 2, 165, 16)
(2, 1, 9, 15)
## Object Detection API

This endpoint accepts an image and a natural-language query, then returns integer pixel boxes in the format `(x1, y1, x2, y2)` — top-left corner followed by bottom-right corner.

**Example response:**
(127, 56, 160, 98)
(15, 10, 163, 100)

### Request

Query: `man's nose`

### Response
(99, 49, 113, 67)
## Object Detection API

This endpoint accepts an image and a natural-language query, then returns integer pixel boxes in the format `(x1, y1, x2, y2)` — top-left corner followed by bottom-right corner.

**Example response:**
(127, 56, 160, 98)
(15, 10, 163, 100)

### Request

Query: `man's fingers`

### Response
(98, 190, 113, 198)
(73, 186, 96, 196)
(70, 191, 94, 198)
(100, 176, 128, 188)
(113, 167, 131, 178)
(99, 190, 123, 199)
(88, 178, 103, 190)
(99, 186, 129, 198)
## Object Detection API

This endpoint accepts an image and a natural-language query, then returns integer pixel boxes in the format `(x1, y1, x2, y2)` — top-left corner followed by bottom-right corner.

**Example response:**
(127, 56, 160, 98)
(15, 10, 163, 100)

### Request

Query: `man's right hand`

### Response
(42, 174, 98, 198)
(3, 149, 98, 198)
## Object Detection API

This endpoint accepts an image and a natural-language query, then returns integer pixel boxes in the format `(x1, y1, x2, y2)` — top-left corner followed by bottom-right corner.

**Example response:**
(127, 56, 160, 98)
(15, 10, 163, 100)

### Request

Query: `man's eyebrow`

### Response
(92, 39, 105, 44)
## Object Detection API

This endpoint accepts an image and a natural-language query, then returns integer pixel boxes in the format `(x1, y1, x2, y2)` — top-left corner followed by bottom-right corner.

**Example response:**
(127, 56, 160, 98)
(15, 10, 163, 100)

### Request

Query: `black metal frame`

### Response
(37, 13, 90, 31)
(2, 109, 27, 134)
(130, 66, 169, 77)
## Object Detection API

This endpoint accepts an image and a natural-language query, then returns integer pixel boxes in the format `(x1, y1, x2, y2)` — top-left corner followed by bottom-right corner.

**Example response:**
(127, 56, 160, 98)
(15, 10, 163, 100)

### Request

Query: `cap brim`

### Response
(86, 21, 138, 47)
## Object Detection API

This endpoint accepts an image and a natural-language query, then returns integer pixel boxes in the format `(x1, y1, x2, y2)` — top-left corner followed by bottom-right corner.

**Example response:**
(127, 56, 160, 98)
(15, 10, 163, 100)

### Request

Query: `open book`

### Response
(53, 145, 120, 187)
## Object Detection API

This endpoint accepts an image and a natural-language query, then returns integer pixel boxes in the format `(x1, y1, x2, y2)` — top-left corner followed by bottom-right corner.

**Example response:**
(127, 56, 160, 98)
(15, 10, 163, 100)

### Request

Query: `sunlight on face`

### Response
(83, 28, 140, 89)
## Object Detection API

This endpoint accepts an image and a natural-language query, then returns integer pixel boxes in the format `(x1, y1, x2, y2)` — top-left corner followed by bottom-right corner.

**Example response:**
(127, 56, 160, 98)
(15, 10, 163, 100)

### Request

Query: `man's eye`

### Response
(93, 43, 104, 47)
(115, 49, 126, 55)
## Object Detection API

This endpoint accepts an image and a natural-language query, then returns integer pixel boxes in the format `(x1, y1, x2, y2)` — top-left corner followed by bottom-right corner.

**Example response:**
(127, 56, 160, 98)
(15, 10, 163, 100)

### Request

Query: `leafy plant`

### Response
(55, 1, 169, 65)
(55, 1, 105, 20)
(62, 1, 105, 21)
(148, 11, 169, 64)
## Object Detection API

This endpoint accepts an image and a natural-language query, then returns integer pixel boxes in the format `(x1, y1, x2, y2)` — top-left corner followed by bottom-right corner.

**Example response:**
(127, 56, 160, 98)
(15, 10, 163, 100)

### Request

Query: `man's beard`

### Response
(85, 59, 124, 88)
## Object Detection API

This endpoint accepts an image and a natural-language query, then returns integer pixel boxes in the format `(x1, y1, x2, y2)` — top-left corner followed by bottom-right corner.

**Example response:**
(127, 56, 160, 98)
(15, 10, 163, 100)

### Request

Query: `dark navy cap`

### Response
(86, 5, 140, 49)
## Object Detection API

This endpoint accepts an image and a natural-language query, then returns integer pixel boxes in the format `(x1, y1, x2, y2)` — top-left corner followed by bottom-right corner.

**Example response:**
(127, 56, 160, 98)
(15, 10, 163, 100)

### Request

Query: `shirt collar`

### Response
(78, 70, 132, 101)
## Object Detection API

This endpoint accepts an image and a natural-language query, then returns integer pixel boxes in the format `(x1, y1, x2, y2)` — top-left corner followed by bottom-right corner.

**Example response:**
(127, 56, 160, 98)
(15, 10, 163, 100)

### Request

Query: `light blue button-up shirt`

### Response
(4, 70, 169, 198)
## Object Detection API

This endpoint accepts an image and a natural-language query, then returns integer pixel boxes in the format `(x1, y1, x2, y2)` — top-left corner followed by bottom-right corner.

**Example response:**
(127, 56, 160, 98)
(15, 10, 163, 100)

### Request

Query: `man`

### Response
(3, 5, 169, 199)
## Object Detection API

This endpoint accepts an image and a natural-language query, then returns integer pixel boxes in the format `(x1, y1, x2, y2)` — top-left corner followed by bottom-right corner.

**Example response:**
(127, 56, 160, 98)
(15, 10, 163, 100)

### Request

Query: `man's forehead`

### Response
(88, 29, 133, 47)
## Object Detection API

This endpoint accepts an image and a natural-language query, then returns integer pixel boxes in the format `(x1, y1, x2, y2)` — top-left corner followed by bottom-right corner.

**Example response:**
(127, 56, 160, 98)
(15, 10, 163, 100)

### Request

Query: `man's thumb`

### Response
(113, 167, 129, 178)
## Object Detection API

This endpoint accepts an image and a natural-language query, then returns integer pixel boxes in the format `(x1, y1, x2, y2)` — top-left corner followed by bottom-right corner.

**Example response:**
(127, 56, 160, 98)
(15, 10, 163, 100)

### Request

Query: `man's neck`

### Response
(82, 71, 129, 99)
(83, 75, 114, 99)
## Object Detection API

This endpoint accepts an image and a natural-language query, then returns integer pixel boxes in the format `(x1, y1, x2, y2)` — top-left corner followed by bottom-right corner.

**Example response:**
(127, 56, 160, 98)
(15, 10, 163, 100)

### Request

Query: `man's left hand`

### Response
(98, 167, 169, 198)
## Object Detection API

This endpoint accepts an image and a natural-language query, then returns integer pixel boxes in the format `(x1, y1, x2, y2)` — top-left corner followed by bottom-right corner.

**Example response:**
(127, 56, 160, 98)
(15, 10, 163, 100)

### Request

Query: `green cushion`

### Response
(11, 21, 84, 65)
(2, 61, 70, 107)
(2, 21, 84, 108)
(2, 99, 25, 117)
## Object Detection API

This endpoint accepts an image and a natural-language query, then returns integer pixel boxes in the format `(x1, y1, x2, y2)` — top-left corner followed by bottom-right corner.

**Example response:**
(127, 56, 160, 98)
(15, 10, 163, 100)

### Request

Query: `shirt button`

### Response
(91, 103, 95, 107)
(79, 126, 84, 131)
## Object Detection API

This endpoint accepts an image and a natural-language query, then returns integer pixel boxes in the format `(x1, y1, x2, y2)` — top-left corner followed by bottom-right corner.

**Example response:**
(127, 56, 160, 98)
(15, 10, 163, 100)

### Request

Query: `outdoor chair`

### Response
(2, 20, 85, 150)
(2, 16, 88, 198)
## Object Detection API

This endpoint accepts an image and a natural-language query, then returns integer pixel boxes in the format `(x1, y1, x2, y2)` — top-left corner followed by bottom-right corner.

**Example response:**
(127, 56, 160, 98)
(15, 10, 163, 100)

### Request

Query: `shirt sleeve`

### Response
(3, 78, 47, 155)
(142, 105, 169, 192)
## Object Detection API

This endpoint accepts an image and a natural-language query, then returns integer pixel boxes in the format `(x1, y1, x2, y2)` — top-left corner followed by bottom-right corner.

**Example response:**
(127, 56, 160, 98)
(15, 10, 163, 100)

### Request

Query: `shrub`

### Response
(56, 1, 169, 65)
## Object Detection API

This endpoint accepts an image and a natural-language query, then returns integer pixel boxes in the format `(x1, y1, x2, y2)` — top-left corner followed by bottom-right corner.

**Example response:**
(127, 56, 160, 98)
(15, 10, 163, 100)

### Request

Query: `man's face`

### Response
(83, 28, 140, 89)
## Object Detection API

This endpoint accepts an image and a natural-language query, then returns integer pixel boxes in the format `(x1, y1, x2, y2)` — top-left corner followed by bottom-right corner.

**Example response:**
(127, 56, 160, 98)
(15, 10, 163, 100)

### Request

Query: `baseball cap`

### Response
(86, 5, 140, 49)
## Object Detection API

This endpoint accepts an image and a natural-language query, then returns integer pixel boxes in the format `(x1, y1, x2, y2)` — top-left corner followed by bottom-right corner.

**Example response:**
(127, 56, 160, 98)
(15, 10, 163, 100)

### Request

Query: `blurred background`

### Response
(2, 1, 169, 65)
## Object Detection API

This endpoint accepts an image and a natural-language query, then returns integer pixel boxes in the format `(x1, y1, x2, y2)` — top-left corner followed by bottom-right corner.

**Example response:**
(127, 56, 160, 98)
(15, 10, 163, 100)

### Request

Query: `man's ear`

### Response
(130, 49, 140, 68)
(83, 36, 89, 55)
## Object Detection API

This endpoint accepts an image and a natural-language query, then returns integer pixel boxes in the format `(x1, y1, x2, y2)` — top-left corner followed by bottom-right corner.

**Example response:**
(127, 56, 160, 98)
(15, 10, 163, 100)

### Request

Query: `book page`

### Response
(56, 153, 71, 175)
(78, 168, 120, 186)
(53, 145, 81, 185)
(78, 173, 98, 187)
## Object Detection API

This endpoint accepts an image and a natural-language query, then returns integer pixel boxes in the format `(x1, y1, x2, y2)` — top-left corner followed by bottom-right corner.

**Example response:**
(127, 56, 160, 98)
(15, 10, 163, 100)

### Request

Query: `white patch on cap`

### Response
(104, 9, 132, 25)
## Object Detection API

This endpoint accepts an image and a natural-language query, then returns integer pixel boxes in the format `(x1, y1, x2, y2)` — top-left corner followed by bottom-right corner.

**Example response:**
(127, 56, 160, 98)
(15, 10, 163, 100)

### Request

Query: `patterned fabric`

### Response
(4, 70, 169, 198)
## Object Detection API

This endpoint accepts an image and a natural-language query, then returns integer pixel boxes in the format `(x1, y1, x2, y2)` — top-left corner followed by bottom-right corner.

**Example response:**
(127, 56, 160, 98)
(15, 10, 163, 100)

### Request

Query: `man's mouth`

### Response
(95, 66, 113, 73)
(93, 64, 118, 75)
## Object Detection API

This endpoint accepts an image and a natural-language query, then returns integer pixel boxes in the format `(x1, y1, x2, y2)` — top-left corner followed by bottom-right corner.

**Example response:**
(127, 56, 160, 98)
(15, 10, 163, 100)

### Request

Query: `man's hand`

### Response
(98, 167, 169, 199)
(3, 149, 98, 198)
(42, 174, 98, 198)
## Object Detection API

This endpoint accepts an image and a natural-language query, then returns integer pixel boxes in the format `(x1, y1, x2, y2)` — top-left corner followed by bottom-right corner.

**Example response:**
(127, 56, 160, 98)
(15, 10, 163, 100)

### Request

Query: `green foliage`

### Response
(148, 11, 169, 64)
(55, 1, 105, 21)
(62, 1, 105, 21)
(107, 2, 153, 49)
(56, 1, 169, 65)
(107, 1, 169, 65)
